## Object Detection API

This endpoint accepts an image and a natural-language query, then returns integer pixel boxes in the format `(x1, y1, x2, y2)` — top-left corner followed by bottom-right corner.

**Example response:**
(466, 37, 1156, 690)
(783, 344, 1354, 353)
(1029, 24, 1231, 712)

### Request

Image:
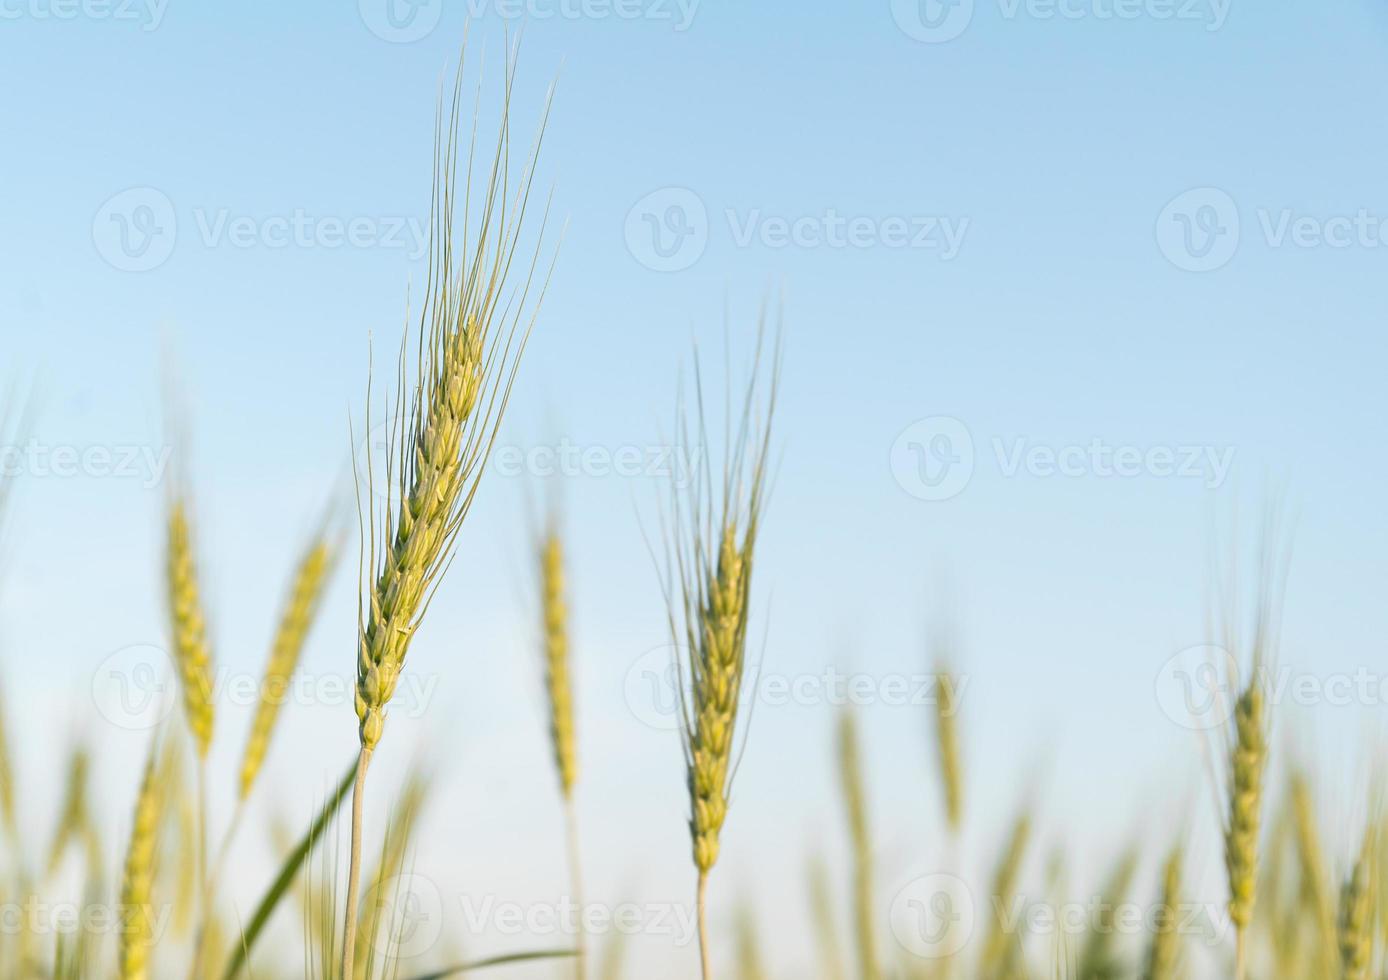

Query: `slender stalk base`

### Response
(564, 796, 586, 980)
(340, 746, 372, 980)
(697, 871, 711, 980)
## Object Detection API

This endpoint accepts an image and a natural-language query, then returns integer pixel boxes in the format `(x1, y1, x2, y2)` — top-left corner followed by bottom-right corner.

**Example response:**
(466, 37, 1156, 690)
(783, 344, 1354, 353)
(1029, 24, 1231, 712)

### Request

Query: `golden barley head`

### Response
(119, 740, 162, 980)
(165, 499, 215, 757)
(240, 535, 335, 798)
(541, 528, 577, 799)
(354, 63, 545, 753)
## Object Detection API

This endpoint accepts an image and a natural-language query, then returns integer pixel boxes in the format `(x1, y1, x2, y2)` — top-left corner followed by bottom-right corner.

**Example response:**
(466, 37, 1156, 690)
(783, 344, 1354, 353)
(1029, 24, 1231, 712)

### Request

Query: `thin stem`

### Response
(563, 796, 585, 980)
(341, 746, 372, 980)
(697, 870, 711, 980)
(1234, 928, 1246, 980)
(189, 799, 244, 979)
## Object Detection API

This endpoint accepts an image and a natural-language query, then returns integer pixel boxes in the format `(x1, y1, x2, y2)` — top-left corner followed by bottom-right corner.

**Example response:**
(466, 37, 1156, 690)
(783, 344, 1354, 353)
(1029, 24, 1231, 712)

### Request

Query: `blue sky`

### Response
(2, 1, 1388, 975)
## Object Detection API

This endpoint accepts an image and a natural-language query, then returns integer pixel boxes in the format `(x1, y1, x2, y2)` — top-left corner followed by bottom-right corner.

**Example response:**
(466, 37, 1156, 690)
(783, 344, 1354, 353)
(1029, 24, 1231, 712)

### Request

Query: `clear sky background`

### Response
(3, 1, 1388, 975)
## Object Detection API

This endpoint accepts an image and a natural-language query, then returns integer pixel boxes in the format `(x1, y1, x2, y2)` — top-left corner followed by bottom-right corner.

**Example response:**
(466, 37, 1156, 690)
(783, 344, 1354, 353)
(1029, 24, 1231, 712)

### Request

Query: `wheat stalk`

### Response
(119, 739, 162, 980)
(665, 327, 777, 980)
(240, 533, 336, 799)
(341, 47, 550, 980)
(838, 708, 881, 980)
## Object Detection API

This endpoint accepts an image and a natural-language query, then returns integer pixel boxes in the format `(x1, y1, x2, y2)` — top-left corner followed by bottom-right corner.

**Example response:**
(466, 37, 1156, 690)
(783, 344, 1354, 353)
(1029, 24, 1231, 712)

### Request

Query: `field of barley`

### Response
(3, 5, 1388, 980)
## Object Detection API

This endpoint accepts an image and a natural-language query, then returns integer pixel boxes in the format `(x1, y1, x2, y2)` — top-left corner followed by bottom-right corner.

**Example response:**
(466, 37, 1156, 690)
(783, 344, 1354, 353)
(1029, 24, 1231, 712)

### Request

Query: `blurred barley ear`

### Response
(1338, 827, 1376, 980)
(240, 532, 336, 800)
(1289, 772, 1337, 976)
(165, 498, 215, 758)
(809, 854, 846, 980)
(1216, 517, 1286, 980)
(119, 738, 162, 980)
(0, 683, 16, 845)
(47, 743, 92, 875)
(838, 708, 881, 980)
(933, 666, 963, 835)
(341, 45, 551, 980)
(540, 523, 585, 980)
(665, 322, 778, 980)
(164, 492, 215, 965)
(980, 810, 1031, 978)
(1141, 846, 1183, 980)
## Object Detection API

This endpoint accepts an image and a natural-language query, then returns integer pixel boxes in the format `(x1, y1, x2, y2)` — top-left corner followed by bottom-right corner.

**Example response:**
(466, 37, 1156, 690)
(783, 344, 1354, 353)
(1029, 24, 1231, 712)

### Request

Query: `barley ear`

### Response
(838, 708, 881, 980)
(1142, 846, 1183, 980)
(666, 323, 779, 980)
(541, 527, 577, 799)
(1338, 828, 1376, 980)
(981, 809, 1031, 977)
(165, 499, 215, 757)
(932, 665, 963, 834)
(119, 738, 163, 980)
(239, 533, 336, 798)
(0, 682, 16, 844)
